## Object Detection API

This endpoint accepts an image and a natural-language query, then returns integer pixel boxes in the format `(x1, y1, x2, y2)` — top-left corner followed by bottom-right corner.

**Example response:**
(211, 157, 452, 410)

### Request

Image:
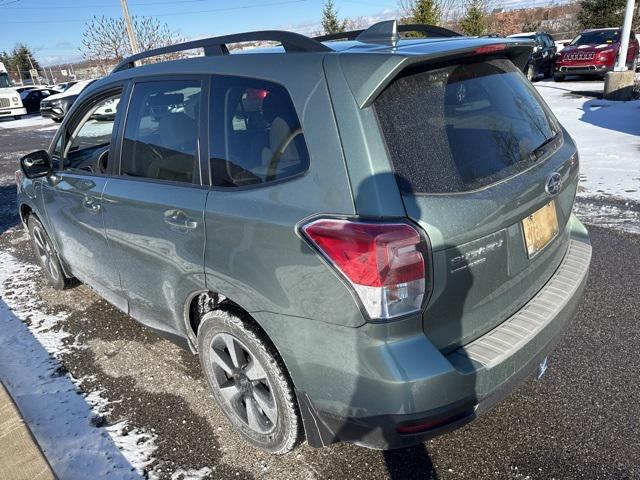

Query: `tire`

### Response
(13, 115, 22, 120)
(526, 64, 535, 82)
(52, 118, 62, 123)
(27, 215, 73, 290)
(554, 73, 565, 82)
(198, 310, 301, 454)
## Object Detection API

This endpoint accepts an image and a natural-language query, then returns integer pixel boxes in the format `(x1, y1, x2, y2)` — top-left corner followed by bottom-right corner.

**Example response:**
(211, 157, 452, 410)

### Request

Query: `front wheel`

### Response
(198, 310, 302, 454)
(554, 73, 565, 82)
(27, 215, 73, 290)
(526, 64, 535, 82)
(13, 115, 22, 120)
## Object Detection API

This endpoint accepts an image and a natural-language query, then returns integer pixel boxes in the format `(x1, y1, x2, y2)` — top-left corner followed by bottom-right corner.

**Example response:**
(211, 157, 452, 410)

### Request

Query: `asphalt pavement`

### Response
(0, 119, 638, 479)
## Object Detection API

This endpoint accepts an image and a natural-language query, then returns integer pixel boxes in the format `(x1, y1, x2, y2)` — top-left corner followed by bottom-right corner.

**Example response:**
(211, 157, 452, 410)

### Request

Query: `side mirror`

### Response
(20, 150, 53, 179)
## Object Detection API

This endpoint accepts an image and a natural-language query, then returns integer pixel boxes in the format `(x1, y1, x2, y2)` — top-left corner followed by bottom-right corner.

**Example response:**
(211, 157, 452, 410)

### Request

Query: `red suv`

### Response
(554, 28, 638, 81)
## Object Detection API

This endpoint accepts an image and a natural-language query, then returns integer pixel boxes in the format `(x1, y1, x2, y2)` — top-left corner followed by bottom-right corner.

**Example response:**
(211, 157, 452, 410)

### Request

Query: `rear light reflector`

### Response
(396, 410, 472, 434)
(301, 218, 428, 320)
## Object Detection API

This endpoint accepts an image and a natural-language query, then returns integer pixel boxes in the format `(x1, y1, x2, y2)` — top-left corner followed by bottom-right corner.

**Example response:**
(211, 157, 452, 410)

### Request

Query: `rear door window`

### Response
(120, 80, 201, 184)
(209, 76, 309, 187)
(375, 59, 559, 193)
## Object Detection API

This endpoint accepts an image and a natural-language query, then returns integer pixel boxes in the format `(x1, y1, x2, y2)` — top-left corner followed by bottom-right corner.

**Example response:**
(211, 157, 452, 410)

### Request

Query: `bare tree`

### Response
(81, 16, 130, 65)
(80, 15, 184, 68)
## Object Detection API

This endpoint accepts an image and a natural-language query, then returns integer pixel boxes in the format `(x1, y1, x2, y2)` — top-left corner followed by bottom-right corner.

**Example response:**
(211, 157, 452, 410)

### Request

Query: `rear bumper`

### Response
(298, 216, 591, 449)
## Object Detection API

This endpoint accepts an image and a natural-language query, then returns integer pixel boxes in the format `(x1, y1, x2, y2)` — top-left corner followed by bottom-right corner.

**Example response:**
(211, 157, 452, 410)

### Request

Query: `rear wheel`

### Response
(553, 73, 565, 82)
(198, 310, 301, 454)
(27, 215, 73, 290)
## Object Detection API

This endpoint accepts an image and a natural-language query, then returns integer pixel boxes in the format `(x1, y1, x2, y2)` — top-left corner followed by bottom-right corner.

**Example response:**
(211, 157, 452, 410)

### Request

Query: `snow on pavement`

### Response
(0, 246, 156, 479)
(0, 114, 55, 130)
(535, 79, 640, 202)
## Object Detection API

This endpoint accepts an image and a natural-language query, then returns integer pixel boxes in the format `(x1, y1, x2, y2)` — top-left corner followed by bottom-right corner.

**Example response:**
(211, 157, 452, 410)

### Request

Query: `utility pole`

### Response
(120, 0, 140, 54)
(604, 0, 637, 99)
(614, 0, 636, 71)
(26, 53, 39, 85)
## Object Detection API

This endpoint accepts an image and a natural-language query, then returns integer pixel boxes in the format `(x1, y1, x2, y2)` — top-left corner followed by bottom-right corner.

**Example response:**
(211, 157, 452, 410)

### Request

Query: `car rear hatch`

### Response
(371, 53, 580, 352)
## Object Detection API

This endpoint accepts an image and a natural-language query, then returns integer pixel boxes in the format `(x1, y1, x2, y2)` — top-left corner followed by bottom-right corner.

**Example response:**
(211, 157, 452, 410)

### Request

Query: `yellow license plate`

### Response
(522, 201, 559, 257)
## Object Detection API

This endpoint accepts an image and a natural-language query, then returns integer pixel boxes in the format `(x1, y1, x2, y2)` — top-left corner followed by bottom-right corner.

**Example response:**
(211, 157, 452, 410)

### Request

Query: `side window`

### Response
(120, 80, 201, 184)
(209, 76, 310, 187)
(64, 93, 121, 175)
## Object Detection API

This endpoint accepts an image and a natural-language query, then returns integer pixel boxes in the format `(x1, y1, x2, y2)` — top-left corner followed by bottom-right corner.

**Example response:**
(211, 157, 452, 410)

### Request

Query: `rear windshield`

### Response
(375, 59, 559, 194)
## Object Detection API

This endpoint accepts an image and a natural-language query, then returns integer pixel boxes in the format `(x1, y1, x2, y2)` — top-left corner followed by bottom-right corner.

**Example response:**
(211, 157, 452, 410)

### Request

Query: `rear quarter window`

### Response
(375, 58, 559, 194)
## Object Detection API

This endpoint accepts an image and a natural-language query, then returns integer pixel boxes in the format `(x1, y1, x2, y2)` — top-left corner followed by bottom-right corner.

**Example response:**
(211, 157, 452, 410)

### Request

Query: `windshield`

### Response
(375, 59, 559, 193)
(571, 30, 619, 46)
(0, 73, 11, 88)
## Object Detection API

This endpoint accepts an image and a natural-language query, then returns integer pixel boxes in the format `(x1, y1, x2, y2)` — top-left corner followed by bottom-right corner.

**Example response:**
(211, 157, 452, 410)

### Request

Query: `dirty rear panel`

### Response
(373, 57, 579, 351)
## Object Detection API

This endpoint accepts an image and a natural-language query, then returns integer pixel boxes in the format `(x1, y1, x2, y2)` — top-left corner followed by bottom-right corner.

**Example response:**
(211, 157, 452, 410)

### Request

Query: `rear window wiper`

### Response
(532, 131, 560, 160)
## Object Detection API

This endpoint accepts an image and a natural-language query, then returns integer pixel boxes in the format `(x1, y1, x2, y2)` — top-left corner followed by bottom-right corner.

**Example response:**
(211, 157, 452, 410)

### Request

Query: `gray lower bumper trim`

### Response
(455, 239, 592, 368)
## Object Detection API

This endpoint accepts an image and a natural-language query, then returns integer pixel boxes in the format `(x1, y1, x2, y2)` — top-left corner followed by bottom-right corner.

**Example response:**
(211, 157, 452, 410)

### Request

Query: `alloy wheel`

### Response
(209, 332, 278, 434)
(32, 225, 60, 282)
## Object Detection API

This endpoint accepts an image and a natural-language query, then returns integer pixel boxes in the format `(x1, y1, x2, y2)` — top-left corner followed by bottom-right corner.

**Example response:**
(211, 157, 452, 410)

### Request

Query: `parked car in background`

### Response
(0, 62, 27, 119)
(14, 86, 38, 94)
(508, 32, 557, 80)
(55, 81, 78, 91)
(40, 79, 95, 122)
(17, 21, 591, 454)
(20, 88, 60, 113)
(554, 28, 638, 81)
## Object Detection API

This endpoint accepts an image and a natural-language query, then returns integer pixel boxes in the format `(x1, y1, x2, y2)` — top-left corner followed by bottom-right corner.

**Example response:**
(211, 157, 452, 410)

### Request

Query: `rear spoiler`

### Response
(337, 39, 534, 108)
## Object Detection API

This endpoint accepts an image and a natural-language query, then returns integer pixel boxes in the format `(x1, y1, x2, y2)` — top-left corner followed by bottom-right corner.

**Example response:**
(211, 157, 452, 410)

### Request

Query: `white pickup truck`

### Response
(0, 61, 27, 119)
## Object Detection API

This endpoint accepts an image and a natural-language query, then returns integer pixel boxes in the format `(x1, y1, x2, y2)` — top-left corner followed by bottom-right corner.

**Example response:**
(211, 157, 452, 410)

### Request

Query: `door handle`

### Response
(163, 209, 198, 230)
(82, 196, 101, 214)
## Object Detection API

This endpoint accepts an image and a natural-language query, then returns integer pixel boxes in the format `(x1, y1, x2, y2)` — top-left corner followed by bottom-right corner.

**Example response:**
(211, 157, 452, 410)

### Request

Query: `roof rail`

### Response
(314, 21, 462, 43)
(112, 30, 332, 73)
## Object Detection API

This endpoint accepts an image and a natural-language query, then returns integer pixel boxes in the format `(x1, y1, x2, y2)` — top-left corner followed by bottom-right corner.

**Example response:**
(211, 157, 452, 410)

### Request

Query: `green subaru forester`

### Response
(16, 21, 591, 454)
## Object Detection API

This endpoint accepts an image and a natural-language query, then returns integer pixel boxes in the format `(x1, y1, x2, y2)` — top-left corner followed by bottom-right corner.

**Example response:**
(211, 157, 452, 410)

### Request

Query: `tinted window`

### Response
(571, 30, 619, 46)
(375, 59, 559, 193)
(120, 80, 201, 184)
(209, 77, 309, 187)
(64, 93, 121, 175)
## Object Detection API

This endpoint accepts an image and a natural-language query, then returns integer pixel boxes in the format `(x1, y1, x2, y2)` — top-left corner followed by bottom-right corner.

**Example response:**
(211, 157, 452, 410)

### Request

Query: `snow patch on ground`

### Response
(535, 79, 640, 202)
(0, 114, 55, 129)
(574, 198, 640, 234)
(169, 467, 213, 480)
(0, 248, 157, 479)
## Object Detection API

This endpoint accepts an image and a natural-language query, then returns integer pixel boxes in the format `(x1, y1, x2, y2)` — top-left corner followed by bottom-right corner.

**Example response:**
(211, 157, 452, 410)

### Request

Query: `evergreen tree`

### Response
(10, 44, 41, 79)
(413, 0, 441, 26)
(578, 0, 639, 29)
(401, 0, 441, 37)
(459, 0, 487, 36)
(321, 0, 347, 35)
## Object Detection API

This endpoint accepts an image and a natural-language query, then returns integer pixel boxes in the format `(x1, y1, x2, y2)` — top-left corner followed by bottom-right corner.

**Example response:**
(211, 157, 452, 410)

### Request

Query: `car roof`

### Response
(83, 21, 534, 108)
(584, 27, 619, 32)
(509, 32, 539, 37)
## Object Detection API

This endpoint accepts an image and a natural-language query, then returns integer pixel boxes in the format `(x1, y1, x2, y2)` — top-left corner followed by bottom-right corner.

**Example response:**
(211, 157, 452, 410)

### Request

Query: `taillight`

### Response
(301, 218, 428, 320)
(473, 43, 506, 55)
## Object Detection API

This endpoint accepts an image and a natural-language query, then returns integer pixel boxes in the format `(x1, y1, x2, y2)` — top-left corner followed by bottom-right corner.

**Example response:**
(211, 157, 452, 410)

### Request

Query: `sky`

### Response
(0, 0, 561, 66)
(0, 0, 400, 66)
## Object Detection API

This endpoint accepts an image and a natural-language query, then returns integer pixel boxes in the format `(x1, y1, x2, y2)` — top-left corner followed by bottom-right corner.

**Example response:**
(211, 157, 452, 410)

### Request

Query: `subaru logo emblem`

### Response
(545, 172, 562, 196)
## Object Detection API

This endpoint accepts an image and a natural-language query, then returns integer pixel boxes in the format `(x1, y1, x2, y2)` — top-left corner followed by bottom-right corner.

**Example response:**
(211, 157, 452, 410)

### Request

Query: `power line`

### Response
(0, 0, 312, 23)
